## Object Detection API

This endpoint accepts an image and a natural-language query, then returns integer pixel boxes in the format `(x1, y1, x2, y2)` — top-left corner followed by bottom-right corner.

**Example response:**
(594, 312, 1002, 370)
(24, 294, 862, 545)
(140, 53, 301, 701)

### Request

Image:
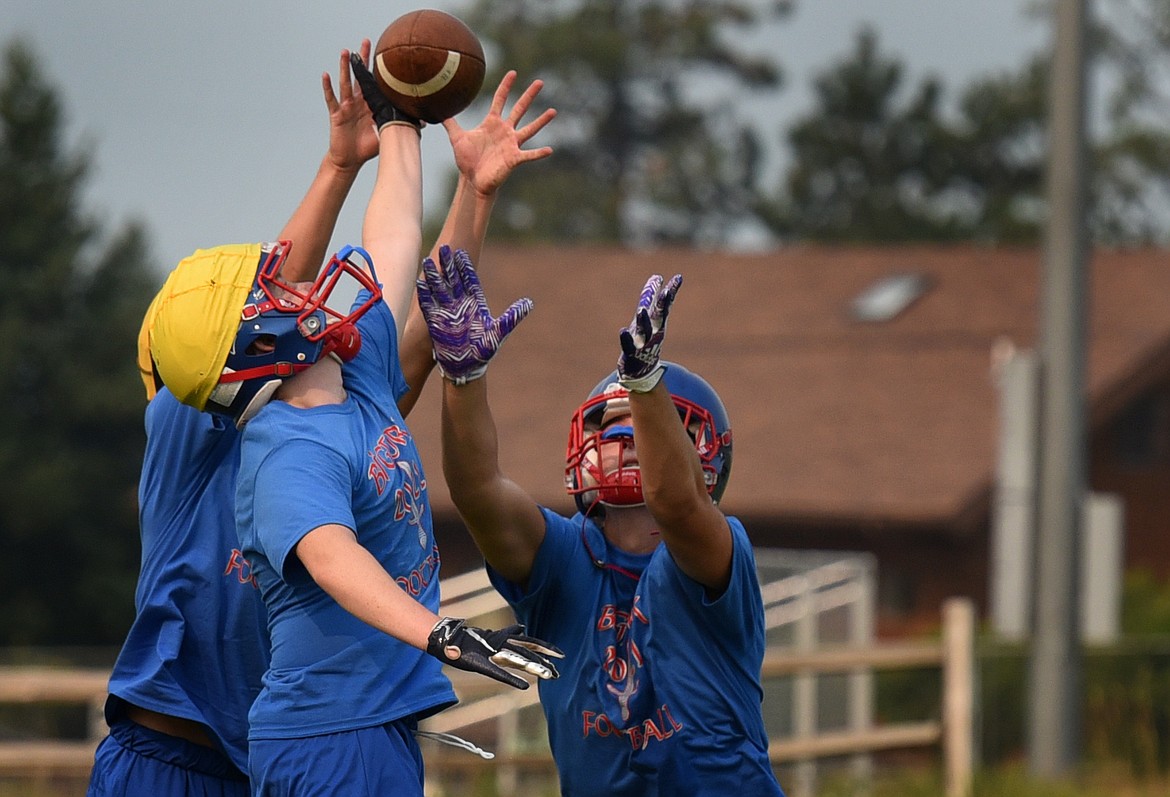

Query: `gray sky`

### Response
(6, 1, 1047, 271)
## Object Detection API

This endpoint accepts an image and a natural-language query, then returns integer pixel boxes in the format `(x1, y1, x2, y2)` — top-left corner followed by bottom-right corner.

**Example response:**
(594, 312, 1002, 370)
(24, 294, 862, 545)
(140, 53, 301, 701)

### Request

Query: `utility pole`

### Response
(1028, 0, 1089, 778)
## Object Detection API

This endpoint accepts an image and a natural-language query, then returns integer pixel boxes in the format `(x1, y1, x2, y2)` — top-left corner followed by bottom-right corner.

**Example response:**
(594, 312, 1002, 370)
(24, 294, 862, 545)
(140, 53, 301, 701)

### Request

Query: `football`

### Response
(373, 10, 486, 124)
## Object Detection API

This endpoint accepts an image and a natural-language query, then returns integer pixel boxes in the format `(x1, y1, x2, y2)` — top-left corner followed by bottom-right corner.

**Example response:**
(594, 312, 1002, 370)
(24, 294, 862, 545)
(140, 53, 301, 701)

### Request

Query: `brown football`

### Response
(373, 10, 486, 124)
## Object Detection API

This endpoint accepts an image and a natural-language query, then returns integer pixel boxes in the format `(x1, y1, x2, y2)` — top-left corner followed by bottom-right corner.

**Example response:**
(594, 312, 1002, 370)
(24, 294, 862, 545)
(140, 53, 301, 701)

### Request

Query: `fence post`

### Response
(942, 598, 975, 797)
(88, 695, 107, 744)
(793, 578, 818, 797)
(848, 563, 875, 796)
(495, 695, 519, 796)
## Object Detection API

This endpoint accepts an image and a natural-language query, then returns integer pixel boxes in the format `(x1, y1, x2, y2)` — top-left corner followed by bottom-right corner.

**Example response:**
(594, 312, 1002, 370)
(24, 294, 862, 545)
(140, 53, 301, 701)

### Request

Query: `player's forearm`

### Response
(362, 126, 424, 335)
(427, 175, 498, 265)
(298, 524, 437, 650)
(629, 384, 710, 521)
(441, 378, 505, 504)
(278, 156, 364, 282)
(441, 378, 544, 583)
(630, 385, 733, 590)
(396, 301, 436, 418)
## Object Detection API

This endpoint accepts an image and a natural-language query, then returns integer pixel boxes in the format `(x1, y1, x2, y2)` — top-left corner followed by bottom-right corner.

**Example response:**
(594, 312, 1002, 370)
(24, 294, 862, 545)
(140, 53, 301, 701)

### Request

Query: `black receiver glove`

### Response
(427, 617, 564, 690)
(348, 52, 422, 131)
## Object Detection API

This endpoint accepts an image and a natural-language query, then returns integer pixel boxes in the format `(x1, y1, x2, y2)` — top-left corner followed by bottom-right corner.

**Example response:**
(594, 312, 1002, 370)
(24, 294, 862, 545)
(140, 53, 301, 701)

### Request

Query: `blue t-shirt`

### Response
(106, 389, 269, 772)
(236, 299, 455, 740)
(489, 509, 785, 797)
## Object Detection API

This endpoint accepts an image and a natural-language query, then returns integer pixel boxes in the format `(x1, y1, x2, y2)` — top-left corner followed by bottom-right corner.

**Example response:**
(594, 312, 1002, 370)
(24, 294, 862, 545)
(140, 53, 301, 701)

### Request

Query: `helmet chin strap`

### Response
(579, 507, 642, 581)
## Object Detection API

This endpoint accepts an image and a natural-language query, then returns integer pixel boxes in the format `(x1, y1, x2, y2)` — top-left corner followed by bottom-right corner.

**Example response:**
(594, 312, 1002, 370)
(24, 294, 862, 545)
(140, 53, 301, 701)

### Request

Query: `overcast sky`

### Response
(6, 1, 1047, 271)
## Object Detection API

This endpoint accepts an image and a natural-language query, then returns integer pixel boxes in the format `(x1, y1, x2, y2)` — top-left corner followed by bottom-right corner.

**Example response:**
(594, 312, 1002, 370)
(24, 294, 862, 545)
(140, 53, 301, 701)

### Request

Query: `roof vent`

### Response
(850, 272, 931, 322)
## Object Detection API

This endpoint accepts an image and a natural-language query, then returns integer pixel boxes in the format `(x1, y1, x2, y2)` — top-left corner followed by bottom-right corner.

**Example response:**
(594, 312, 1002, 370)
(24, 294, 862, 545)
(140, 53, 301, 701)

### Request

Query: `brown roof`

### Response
(403, 244, 1170, 529)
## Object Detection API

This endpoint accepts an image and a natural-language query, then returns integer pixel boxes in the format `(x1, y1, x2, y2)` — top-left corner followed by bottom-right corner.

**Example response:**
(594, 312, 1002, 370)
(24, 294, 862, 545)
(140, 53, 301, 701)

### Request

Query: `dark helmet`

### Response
(565, 361, 733, 515)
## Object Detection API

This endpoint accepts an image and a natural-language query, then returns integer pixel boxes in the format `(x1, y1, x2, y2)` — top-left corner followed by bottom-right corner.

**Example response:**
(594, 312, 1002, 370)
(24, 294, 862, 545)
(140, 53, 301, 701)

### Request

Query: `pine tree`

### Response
(768, 6, 1170, 245)
(444, 0, 786, 245)
(771, 28, 973, 242)
(0, 40, 156, 645)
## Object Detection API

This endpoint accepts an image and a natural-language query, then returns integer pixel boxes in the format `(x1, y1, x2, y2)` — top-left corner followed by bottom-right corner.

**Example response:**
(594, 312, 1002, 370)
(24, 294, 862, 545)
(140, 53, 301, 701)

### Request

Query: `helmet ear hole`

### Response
(246, 334, 278, 355)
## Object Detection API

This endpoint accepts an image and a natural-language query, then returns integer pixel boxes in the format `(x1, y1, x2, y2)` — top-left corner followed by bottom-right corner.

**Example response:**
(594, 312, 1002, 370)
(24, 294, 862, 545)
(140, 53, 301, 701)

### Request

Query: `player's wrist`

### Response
(321, 155, 363, 182)
(437, 361, 488, 386)
(618, 363, 665, 393)
(427, 617, 464, 660)
(379, 117, 423, 135)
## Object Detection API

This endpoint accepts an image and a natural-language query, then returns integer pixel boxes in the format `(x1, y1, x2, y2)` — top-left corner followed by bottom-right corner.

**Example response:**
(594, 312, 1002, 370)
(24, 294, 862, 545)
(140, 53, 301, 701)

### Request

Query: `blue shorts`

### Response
(249, 720, 424, 797)
(86, 720, 248, 797)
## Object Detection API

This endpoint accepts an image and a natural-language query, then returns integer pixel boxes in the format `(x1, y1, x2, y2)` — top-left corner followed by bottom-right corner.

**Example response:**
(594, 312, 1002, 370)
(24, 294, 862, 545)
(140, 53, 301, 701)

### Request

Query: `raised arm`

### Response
(620, 276, 734, 593)
(349, 53, 425, 336)
(416, 249, 547, 585)
(398, 71, 557, 415)
(278, 41, 380, 282)
(435, 70, 554, 266)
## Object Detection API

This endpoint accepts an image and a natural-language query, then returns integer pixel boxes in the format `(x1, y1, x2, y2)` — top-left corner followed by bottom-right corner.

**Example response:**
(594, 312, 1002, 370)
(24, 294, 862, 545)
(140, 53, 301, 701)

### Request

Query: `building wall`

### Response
(745, 519, 990, 639)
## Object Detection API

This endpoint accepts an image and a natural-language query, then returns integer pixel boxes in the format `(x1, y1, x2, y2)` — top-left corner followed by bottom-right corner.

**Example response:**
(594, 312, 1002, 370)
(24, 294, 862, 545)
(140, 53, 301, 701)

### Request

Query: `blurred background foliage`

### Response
(871, 571, 1170, 785)
(429, 0, 1170, 247)
(0, 41, 153, 646)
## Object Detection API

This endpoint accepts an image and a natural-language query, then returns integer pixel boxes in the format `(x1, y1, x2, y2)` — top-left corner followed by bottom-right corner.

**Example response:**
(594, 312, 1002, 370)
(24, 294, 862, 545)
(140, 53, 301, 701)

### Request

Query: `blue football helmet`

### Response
(206, 241, 382, 426)
(565, 361, 733, 514)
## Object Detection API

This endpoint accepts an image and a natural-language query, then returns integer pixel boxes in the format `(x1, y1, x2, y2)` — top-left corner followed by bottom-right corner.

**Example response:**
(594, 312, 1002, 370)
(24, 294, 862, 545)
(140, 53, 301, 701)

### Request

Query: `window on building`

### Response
(1113, 389, 1170, 467)
(850, 272, 931, 323)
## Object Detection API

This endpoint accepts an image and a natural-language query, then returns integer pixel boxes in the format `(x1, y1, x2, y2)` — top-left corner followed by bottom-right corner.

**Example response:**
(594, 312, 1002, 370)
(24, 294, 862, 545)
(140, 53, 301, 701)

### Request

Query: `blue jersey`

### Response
(105, 389, 269, 772)
(489, 509, 784, 797)
(236, 298, 455, 741)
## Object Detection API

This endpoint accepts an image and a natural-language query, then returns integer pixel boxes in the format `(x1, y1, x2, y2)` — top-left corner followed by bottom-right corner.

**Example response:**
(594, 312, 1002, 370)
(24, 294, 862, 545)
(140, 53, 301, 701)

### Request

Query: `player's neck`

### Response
(276, 357, 346, 408)
(602, 507, 660, 556)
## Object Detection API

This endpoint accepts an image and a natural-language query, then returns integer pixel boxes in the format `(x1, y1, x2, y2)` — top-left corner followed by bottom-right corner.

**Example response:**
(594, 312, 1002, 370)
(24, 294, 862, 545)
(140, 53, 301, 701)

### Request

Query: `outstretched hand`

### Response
(416, 246, 533, 385)
(427, 617, 563, 690)
(443, 70, 556, 197)
(322, 40, 380, 174)
(617, 274, 683, 393)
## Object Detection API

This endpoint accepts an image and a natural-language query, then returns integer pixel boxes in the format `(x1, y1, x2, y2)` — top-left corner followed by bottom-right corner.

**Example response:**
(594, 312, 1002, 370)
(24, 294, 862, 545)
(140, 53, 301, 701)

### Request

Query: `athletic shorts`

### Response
(248, 720, 424, 797)
(86, 720, 248, 797)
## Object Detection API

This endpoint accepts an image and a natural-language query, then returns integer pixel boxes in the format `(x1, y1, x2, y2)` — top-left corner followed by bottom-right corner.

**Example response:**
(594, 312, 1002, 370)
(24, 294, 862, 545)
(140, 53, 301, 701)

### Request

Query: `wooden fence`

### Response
(0, 666, 107, 779)
(762, 597, 974, 797)
(0, 598, 975, 797)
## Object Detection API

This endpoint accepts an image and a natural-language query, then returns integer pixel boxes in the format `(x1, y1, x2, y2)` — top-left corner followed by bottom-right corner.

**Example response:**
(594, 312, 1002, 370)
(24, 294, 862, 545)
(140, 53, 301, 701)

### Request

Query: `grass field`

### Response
(4, 764, 1170, 797)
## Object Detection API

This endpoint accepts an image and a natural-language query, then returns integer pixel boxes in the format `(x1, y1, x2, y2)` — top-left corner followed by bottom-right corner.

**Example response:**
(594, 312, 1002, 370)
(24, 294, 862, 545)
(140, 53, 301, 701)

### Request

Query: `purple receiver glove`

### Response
(617, 274, 683, 392)
(416, 246, 533, 385)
